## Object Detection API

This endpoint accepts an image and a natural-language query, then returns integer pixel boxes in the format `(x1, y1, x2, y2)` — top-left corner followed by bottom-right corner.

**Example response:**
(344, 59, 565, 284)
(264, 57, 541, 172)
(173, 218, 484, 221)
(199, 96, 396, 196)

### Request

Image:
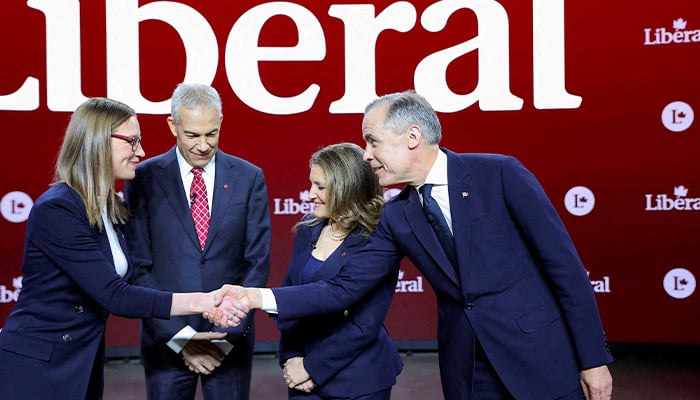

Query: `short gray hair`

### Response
(365, 90, 442, 145)
(170, 83, 222, 125)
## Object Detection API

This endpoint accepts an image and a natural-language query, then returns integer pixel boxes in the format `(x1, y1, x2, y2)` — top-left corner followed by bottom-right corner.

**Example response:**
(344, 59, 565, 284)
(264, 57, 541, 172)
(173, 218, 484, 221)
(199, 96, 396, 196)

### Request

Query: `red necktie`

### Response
(190, 167, 210, 250)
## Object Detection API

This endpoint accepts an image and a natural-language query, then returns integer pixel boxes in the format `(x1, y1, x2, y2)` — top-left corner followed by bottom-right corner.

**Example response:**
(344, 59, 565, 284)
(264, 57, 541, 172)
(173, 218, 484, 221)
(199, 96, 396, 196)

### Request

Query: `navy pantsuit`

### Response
(0, 183, 172, 399)
(278, 219, 402, 399)
(124, 147, 271, 399)
(272, 151, 613, 400)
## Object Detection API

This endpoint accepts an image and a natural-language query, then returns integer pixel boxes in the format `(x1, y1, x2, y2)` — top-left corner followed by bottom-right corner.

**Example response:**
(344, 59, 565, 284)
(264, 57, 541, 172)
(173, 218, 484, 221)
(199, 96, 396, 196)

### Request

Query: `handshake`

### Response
(203, 285, 261, 328)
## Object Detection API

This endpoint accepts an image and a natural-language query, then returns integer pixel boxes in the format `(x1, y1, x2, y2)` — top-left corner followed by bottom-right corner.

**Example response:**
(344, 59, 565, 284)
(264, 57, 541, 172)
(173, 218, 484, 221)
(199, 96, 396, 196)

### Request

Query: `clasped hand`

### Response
(204, 285, 250, 328)
(182, 332, 226, 375)
(284, 357, 316, 393)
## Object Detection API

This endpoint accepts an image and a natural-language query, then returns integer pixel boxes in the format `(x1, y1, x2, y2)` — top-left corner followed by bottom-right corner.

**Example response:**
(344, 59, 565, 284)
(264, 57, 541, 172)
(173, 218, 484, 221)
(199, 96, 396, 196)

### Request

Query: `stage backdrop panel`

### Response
(1, 1, 698, 350)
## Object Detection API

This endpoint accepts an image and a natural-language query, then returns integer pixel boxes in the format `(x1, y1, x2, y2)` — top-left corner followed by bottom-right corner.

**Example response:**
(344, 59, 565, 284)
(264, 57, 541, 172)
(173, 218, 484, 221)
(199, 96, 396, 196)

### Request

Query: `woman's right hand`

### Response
(203, 285, 250, 327)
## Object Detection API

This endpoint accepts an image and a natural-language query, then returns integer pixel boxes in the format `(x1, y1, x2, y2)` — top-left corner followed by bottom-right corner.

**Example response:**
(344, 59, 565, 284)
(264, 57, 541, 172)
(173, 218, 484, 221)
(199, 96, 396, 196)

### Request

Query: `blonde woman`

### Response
(0, 98, 237, 400)
(277, 143, 402, 400)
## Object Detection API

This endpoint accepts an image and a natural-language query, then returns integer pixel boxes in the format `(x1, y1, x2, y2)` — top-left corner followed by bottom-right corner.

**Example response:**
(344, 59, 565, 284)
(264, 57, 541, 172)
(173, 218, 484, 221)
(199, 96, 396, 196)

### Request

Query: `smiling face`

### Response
(308, 163, 330, 219)
(168, 106, 222, 168)
(361, 104, 417, 187)
(111, 116, 144, 181)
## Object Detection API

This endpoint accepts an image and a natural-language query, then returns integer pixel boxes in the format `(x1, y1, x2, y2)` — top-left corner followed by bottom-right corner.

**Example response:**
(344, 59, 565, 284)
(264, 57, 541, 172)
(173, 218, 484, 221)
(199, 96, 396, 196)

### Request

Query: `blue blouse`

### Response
(301, 254, 324, 284)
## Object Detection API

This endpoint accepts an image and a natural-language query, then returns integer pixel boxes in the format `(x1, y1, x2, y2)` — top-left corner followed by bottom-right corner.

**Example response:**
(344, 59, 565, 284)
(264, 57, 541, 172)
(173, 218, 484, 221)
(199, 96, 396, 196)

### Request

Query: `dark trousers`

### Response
(472, 340, 515, 400)
(288, 388, 392, 400)
(472, 340, 586, 400)
(144, 357, 252, 400)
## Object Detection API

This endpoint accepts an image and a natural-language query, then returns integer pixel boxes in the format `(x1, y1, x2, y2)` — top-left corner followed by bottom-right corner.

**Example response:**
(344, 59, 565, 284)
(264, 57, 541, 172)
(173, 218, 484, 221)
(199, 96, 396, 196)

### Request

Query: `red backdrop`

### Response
(1, 0, 698, 349)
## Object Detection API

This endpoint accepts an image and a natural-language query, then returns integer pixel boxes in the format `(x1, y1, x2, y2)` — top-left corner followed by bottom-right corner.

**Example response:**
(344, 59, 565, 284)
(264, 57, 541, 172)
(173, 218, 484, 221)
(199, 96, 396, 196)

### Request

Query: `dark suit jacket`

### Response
(272, 151, 613, 400)
(277, 218, 402, 399)
(0, 183, 172, 400)
(124, 147, 271, 370)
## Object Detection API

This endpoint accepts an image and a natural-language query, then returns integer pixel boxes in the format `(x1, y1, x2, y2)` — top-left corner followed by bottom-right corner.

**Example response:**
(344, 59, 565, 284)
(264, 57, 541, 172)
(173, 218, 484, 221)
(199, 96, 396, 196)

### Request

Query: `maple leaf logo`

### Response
(299, 190, 310, 202)
(578, 196, 588, 204)
(674, 185, 688, 197)
(673, 18, 687, 30)
(679, 278, 688, 286)
(15, 202, 25, 209)
(677, 111, 687, 119)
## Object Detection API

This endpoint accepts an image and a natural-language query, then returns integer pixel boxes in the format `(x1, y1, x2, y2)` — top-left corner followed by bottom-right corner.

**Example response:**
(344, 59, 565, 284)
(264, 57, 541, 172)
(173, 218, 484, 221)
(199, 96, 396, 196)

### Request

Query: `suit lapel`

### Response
(290, 220, 365, 283)
(206, 151, 239, 253)
(314, 226, 364, 281)
(284, 222, 321, 284)
(446, 150, 472, 289)
(156, 148, 201, 250)
(405, 186, 460, 285)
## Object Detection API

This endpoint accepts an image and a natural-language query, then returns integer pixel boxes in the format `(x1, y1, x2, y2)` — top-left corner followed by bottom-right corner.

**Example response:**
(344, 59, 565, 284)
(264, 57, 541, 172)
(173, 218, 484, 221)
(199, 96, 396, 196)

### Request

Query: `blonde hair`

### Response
(54, 97, 136, 230)
(296, 143, 384, 237)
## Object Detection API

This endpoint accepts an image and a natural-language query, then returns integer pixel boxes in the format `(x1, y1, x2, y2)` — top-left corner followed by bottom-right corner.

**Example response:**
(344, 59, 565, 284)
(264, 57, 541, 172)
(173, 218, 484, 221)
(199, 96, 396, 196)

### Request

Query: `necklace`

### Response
(327, 220, 348, 241)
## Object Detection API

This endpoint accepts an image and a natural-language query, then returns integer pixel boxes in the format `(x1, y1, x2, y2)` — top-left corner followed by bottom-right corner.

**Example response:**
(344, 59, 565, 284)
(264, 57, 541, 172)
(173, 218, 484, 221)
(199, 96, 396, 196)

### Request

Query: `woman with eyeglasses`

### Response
(0, 97, 243, 400)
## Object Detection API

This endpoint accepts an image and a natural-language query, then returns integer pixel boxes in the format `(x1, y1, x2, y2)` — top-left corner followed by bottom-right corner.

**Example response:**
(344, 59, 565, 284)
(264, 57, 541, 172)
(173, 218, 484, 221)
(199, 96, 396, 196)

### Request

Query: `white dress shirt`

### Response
(176, 148, 215, 211)
(102, 206, 128, 278)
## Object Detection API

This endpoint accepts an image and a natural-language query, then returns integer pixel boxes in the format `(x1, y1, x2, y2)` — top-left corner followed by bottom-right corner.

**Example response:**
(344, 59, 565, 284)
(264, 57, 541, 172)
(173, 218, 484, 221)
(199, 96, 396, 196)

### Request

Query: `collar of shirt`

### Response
(423, 149, 448, 186)
(416, 149, 452, 232)
(176, 148, 216, 209)
(101, 205, 128, 277)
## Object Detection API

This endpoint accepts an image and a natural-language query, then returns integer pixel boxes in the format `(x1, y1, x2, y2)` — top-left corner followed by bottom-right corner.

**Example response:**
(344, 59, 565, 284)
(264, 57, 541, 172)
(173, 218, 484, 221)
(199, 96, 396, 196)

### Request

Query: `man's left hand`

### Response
(580, 365, 613, 400)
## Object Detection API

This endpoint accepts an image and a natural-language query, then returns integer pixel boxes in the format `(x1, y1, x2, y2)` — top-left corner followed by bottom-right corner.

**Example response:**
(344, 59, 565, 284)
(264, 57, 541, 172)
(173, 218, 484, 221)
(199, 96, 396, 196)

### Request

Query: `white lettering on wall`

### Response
(328, 2, 417, 113)
(532, 0, 581, 109)
(107, 0, 219, 113)
(8, 0, 580, 114)
(226, 2, 325, 115)
(415, 0, 523, 112)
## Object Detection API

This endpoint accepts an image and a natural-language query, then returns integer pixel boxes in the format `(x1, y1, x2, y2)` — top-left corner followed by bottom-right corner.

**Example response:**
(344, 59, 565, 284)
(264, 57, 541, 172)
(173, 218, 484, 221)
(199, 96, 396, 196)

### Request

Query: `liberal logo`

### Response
(663, 267, 695, 299)
(395, 269, 424, 293)
(272, 191, 316, 216)
(564, 186, 595, 216)
(587, 271, 611, 294)
(0, 276, 22, 304)
(1, 191, 33, 223)
(643, 18, 700, 46)
(661, 101, 694, 133)
(645, 185, 700, 211)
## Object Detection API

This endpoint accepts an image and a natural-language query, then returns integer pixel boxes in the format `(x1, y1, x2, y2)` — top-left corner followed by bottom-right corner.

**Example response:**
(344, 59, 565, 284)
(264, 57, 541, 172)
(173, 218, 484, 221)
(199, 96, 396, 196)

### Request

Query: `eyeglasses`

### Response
(111, 133, 142, 151)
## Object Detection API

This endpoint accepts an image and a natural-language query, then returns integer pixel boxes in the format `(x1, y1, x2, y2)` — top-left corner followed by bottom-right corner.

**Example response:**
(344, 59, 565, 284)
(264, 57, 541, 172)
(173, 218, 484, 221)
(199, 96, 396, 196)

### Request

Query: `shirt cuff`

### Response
(212, 339, 234, 355)
(260, 288, 278, 314)
(166, 326, 234, 355)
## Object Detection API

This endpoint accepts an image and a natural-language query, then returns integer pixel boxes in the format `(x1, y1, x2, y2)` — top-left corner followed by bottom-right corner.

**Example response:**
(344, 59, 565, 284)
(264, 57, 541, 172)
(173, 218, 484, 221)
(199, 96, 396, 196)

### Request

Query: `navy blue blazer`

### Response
(124, 147, 271, 368)
(272, 151, 613, 400)
(277, 218, 402, 399)
(0, 183, 172, 400)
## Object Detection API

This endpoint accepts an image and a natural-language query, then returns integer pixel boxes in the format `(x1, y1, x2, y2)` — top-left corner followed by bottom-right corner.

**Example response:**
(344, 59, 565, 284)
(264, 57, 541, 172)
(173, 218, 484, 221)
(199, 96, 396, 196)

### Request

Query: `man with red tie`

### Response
(125, 82, 271, 400)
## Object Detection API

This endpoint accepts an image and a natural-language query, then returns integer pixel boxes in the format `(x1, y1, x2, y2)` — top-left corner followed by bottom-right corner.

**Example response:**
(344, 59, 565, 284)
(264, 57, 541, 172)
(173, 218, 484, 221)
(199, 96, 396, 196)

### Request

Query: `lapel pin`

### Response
(223, 184, 230, 189)
(461, 192, 469, 198)
(341, 252, 347, 257)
